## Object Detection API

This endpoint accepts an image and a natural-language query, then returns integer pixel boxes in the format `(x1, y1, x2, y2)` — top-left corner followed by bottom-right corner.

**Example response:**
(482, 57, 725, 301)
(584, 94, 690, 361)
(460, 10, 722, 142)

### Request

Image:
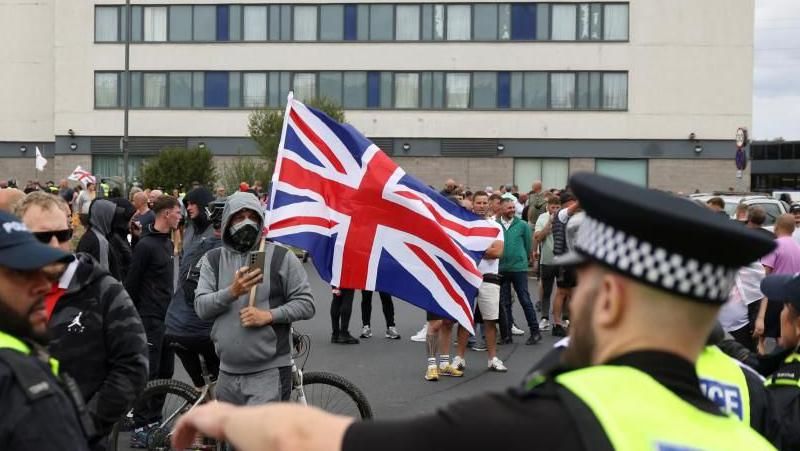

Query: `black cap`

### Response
(554, 173, 775, 304)
(559, 191, 576, 204)
(761, 274, 800, 311)
(0, 211, 74, 270)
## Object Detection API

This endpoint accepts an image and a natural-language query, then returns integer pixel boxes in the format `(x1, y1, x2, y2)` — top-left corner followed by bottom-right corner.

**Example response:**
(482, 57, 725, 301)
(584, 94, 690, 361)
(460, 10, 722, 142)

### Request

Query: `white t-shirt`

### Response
(792, 227, 800, 246)
(477, 220, 504, 275)
(719, 262, 765, 333)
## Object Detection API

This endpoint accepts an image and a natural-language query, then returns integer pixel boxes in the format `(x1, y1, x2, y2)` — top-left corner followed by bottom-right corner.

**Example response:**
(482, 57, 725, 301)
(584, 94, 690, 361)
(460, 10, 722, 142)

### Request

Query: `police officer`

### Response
(758, 273, 800, 448)
(529, 326, 776, 443)
(0, 211, 91, 450)
(170, 173, 778, 451)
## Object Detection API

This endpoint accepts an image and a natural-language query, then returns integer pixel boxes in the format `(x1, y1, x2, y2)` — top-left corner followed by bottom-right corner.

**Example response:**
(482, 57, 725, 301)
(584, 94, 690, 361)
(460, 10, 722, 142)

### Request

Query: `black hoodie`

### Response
(124, 223, 175, 321)
(48, 253, 148, 442)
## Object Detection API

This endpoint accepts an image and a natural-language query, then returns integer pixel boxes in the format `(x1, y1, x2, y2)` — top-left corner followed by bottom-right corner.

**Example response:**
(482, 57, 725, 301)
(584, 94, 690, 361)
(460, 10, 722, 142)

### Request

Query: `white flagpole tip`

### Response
(287, 91, 294, 102)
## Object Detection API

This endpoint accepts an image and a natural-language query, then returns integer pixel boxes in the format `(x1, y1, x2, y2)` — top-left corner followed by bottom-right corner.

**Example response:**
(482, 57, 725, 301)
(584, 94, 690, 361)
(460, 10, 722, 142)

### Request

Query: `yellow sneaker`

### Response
(425, 365, 439, 381)
(439, 364, 464, 377)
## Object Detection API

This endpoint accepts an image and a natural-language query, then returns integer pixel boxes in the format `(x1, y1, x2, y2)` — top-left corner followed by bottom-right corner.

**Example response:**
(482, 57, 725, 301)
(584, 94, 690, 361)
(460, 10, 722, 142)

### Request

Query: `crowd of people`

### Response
(0, 177, 313, 450)
(7, 171, 800, 450)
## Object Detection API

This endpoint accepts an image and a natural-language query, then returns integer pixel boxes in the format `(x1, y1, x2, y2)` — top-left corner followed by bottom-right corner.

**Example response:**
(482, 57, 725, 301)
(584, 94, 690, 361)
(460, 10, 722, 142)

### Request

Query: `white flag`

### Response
(35, 146, 47, 172)
(68, 166, 96, 186)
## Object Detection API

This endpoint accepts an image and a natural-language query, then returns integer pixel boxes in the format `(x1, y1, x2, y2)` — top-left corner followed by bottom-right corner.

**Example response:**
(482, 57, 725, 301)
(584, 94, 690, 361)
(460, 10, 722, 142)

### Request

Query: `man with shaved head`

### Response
(0, 188, 24, 213)
(440, 179, 456, 196)
(131, 191, 155, 248)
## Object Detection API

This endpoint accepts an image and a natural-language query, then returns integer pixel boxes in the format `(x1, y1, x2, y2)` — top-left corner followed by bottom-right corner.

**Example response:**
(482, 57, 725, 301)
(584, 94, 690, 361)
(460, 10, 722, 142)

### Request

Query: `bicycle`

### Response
(109, 329, 372, 450)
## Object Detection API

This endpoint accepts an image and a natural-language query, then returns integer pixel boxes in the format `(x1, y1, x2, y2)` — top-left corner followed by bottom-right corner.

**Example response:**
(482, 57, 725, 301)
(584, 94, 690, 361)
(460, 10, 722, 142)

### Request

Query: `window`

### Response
(344, 72, 367, 108)
(193, 72, 204, 107)
(514, 159, 569, 192)
(93, 155, 149, 180)
(577, 72, 590, 109)
(550, 73, 575, 109)
(604, 4, 629, 40)
(204, 72, 229, 107)
(380, 72, 393, 108)
(473, 4, 497, 40)
(590, 4, 602, 40)
(603, 73, 628, 110)
(433, 5, 445, 40)
(293, 73, 317, 102)
(131, 6, 143, 41)
(319, 72, 343, 105)
(169, 72, 192, 107)
(446, 73, 470, 108)
(243, 6, 267, 41)
(472, 72, 497, 108)
(394, 73, 419, 108)
(95, 7, 119, 42)
(294, 6, 318, 41)
(229, 72, 242, 108)
(229, 5, 242, 40)
(511, 4, 536, 40)
(589, 72, 602, 108)
(396, 5, 421, 41)
(367, 71, 381, 107)
(536, 4, 549, 40)
(169, 6, 192, 41)
(131, 72, 142, 107)
(357, 5, 370, 40)
(551, 4, 576, 40)
(499, 4, 511, 40)
(497, 71, 511, 108)
(344, 5, 358, 40)
(596, 159, 647, 187)
(194, 6, 216, 41)
(95, 73, 119, 107)
(523, 73, 547, 109)
(217, 5, 230, 41)
(143, 73, 167, 107)
(446, 5, 471, 40)
(320, 5, 344, 40)
(243, 73, 267, 107)
(143, 6, 167, 42)
(578, 4, 590, 40)
(370, 5, 393, 40)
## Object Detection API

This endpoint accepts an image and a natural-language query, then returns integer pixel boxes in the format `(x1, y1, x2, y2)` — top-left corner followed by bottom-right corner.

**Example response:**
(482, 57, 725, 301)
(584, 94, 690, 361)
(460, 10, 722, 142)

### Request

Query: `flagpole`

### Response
(121, 0, 131, 196)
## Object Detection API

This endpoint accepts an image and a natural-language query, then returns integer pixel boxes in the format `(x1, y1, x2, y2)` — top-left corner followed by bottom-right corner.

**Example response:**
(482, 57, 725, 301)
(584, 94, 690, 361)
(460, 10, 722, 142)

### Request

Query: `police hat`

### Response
(761, 274, 800, 312)
(554, 173, 775, 304)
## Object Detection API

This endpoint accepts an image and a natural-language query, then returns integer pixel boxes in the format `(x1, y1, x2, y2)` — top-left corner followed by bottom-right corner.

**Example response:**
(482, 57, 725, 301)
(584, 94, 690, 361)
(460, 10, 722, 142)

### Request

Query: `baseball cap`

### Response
(0, 211, 74, 271)
(761, 274, 800, 311)
(790, 203, 800, 213)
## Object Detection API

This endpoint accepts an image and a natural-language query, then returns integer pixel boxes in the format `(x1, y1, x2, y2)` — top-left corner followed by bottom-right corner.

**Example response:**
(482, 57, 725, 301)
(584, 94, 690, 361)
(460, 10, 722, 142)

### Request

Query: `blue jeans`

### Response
(499, 271, 539, 340)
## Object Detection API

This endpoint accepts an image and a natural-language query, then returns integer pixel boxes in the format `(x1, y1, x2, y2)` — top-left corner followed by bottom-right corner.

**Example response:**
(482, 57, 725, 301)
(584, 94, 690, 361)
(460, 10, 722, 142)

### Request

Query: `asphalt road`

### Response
(117, 262, 557, 449)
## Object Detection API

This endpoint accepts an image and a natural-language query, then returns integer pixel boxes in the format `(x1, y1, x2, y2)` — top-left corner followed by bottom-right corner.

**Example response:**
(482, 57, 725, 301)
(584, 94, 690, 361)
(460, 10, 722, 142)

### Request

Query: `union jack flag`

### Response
(266, 94, 500, 332)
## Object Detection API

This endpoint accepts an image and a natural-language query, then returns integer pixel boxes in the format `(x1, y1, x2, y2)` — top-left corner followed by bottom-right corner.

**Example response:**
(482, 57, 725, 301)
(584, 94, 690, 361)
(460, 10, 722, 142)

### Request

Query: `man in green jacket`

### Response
(497, 196, 542, 345)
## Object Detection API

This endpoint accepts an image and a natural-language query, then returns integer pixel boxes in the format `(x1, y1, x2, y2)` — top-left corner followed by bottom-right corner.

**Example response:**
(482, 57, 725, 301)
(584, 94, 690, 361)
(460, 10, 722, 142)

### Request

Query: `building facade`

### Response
(0, 0, 754, 192)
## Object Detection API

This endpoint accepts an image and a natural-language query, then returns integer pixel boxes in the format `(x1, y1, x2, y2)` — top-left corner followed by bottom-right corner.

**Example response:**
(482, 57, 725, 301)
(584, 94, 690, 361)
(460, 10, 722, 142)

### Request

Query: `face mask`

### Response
(229, 218, 260, 252)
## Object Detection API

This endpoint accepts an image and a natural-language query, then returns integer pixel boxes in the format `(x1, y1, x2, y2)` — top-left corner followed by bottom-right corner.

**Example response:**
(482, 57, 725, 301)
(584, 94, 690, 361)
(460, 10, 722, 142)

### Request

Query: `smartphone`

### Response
(247, 251, 266, 272)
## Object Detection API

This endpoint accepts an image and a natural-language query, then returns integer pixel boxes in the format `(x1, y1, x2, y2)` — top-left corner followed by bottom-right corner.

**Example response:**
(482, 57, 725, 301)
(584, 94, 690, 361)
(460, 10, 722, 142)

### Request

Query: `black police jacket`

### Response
(766, 352, 800, 449)
(0, 345, 89, 450)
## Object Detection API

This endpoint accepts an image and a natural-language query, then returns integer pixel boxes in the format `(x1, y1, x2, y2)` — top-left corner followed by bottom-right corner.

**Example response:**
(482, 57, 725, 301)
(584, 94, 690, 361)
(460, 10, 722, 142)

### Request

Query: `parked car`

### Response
(689, 192, 788, 231)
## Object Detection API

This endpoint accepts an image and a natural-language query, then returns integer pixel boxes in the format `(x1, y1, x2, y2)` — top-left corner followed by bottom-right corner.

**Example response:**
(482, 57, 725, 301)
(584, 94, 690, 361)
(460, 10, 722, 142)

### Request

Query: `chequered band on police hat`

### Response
(574, 216, 736, 303)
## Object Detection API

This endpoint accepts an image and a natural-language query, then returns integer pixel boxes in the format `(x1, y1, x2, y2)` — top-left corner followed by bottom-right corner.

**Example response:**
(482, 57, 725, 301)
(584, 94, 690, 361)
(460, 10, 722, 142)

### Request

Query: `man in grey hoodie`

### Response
(195, 192, 315, 405)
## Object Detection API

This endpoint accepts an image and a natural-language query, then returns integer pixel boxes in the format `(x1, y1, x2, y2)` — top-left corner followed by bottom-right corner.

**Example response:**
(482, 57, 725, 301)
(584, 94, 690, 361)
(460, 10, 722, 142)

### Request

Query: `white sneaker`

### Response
(410, 324, 428, 342)
(539, 318, 551, 331)
(452, 356, 466, 371)
(488, 357, 508, 372)
(360, 325, 372, 338)
(511, 324, 525, 336)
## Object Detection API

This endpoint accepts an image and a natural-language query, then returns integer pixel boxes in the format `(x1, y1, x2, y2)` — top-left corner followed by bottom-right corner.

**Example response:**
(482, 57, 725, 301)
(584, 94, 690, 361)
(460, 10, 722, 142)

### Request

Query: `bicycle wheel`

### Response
(294, 371, 373, 420)
(108, 378, 211, 450)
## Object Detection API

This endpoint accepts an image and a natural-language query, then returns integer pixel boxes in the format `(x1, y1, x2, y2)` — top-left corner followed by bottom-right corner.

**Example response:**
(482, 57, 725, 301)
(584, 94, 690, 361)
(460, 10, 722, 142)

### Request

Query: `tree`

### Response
(141, 146, 217, 190)
(248, 97, 345, 180)
(219, 156, 271, 195)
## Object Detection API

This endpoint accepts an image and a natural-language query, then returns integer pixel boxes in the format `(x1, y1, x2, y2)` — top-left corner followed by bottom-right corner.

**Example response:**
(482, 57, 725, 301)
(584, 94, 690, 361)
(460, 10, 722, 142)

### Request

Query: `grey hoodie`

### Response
(90, 199, 116, 270)
(194, 192, 315, 374)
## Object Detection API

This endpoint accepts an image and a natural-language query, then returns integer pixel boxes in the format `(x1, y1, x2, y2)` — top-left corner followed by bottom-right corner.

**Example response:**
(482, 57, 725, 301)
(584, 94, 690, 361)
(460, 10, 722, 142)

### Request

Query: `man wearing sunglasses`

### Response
(14, 192, 148, 451)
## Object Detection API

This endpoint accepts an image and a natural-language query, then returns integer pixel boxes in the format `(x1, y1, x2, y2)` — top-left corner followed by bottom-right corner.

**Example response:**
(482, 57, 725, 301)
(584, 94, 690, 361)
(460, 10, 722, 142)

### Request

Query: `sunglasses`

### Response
(33, 229, 73, 244)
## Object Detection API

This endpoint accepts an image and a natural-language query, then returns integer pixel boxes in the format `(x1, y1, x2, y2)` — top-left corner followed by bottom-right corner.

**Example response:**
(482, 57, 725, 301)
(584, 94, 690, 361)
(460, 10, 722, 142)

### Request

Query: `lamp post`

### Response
(122, 0, 131, 196)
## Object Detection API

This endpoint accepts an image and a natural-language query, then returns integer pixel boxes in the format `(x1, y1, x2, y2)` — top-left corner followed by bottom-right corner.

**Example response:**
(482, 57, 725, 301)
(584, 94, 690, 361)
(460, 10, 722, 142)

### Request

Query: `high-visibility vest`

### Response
(696, 344, 751, 424)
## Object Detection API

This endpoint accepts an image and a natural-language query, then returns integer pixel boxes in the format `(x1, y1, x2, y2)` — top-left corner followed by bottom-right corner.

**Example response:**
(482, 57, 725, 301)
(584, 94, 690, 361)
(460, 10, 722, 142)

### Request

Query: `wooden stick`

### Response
(248, 237, 266, 307)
